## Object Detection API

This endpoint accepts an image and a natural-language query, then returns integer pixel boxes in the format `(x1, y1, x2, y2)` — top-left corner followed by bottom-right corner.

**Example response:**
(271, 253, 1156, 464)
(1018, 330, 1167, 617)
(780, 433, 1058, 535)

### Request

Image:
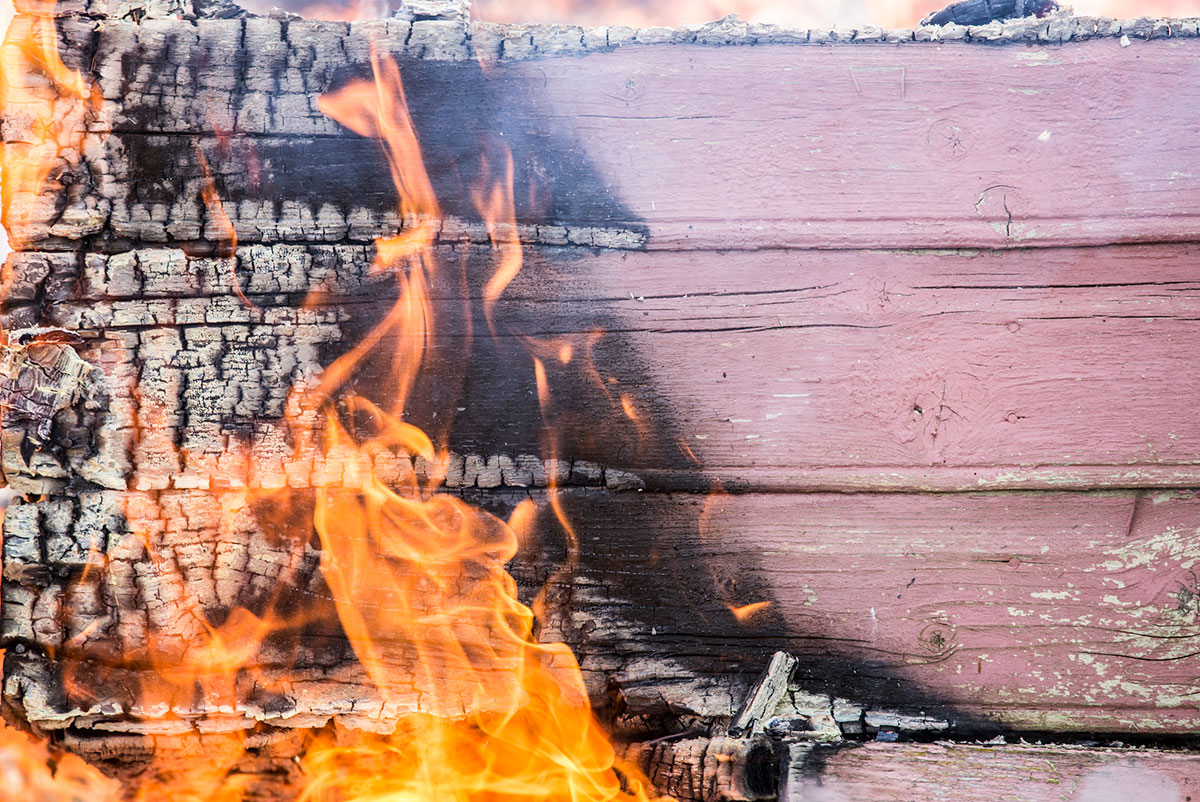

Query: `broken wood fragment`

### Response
(728, 652, 796, 738)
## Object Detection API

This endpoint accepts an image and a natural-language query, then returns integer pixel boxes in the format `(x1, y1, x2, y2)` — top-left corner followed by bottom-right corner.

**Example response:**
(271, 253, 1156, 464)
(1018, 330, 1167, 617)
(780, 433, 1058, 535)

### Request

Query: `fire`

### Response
(474, 151, 522, 335)
(295, 47, 653, 802)
(0, 0, 100, 253)
(0, 718, 120, 801)
(0, 3, 122, 798)
(728, 601, 772, 622)
(0, 0, 658, 790)
(1, 0, 658, 791)
(76, 41, 651, 797)
(303, 450, 635, 802)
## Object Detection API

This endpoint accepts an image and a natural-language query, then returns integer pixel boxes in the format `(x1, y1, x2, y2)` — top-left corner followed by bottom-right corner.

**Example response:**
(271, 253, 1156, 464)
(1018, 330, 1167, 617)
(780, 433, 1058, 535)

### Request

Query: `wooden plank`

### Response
(492, 242, 1200, 492)
(550, 488, 1200, 733)
(537, 40, 1200, 250)
(8, 242, 1200, 493)
(788, 742, 1200, 801)
(12, 485, 1200, 735)
(14, 24, 1200, 248)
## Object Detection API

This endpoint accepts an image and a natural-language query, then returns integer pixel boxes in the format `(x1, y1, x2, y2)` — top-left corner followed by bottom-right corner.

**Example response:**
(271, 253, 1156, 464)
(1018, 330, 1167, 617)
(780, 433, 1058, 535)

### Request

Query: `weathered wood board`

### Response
(787, 742, 1200, 801)
(10, 480, 1200, 733)
(8, 242, 1199, 494)
(548, 488, 1200, 733)
(13, 19, 1200, 251)
(491, 243, 1200, 492)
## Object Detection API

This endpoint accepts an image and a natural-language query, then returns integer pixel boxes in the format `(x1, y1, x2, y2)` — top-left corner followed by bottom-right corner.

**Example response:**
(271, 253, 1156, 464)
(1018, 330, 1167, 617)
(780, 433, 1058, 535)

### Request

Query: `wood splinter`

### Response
(728, 651, 799, 738)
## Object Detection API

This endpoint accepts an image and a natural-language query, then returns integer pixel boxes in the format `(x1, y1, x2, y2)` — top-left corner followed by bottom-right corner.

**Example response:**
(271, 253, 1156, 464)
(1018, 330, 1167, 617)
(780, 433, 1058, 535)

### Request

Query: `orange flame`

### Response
(306, 419, 638, 802)
(728, 601, 772, 622)
(0, 0, 101, 254)
(290, 45, 655, 802)
(0, 710, 121, 801)
(0, 5, 125, 798)
(1, 4, 656, 798)
(474, 150, 523, 336)
(196, 146, 258, 315)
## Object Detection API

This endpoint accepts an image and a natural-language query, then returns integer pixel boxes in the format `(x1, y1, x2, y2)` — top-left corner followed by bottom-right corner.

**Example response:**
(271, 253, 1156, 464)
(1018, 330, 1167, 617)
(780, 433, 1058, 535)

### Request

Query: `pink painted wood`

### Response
(498, 242, 1200, 491)
(796, 742, 1200, 801)
(596, 489, 1200, 731)
(530, 39, 1200, 249)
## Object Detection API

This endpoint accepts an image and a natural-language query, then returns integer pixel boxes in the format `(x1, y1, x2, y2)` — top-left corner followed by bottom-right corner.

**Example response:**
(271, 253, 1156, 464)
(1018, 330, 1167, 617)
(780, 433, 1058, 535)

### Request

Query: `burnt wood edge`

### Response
(16, 0, 1200, 52)
(20, 706, 1200, 802)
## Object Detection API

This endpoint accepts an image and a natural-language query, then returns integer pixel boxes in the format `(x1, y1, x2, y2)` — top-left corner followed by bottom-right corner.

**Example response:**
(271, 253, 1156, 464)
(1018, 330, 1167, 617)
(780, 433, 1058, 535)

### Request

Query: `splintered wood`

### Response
(4, 0, 1200, 794)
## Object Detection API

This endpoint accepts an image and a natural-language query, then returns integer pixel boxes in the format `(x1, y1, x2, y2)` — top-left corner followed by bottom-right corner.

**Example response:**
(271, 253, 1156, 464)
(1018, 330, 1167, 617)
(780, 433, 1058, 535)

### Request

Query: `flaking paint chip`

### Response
(1037, 130, 1052, 143)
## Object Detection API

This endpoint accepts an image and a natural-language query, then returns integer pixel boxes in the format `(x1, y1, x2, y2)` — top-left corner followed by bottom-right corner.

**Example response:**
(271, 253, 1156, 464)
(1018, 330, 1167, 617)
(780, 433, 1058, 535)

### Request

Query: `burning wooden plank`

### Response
(8, 13, 1200, 250)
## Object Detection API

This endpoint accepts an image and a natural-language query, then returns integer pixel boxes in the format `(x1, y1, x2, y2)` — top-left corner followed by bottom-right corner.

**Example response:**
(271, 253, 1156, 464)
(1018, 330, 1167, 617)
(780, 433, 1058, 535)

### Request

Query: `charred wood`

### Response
(624, 737, 779, 802)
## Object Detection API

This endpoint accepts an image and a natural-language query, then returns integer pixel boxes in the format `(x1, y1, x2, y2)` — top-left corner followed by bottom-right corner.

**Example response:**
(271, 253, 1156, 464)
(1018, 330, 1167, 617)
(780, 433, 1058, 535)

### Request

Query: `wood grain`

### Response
(537, 40, 1200, 250)
(11, 484, 1200, 734)
(789, 742, 1200, 801)
(552, 488, 1200, 733)
(9, 242, 1198, 493)
(11, 23, 1200, 250)
(490, 243, 1200, 492)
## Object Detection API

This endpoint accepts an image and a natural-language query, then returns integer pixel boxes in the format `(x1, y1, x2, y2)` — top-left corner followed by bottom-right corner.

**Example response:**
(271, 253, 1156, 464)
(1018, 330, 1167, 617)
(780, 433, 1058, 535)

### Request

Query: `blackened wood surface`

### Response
(550, 488, 1200, 734)
(12, 23, 1200, 250)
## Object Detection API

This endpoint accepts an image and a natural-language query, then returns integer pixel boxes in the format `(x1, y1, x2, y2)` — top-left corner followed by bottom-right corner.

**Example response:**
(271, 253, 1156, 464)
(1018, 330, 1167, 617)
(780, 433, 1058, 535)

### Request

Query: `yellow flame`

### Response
(293, 45, 655, 802)
(0, 6, 659, 799)
(0, 0, 101, 253)
(0, 711, 121, 801)
(728, 601, 772, 622)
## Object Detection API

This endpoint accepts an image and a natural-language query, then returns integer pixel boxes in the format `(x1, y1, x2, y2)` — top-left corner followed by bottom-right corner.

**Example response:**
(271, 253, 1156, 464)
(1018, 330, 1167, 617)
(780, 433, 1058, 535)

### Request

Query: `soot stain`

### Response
(118, 58, 649, 238)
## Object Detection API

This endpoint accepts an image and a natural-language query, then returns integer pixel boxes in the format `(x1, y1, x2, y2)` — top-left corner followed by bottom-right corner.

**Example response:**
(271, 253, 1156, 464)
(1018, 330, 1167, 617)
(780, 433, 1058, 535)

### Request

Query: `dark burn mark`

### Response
(12, 34, 1001, 742)
(1174, 573, 1200, 617)
(15, 330, 85, 346)
(921, 0, 1058, 26)
(117, 58, 649, 238)
(319, 244, 795, 695)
